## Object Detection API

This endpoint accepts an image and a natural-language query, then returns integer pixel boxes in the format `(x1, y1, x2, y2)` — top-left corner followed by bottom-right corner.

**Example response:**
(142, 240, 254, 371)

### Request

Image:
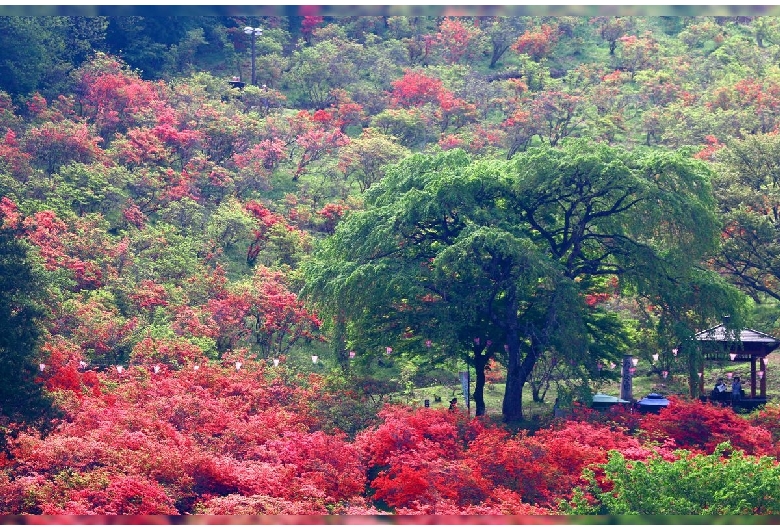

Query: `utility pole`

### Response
(243, 26, 262, 86)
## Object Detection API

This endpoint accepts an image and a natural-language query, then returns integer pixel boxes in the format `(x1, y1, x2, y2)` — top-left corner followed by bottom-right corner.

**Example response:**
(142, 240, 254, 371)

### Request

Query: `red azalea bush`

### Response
(353, 405, 669, 513)
(468, 419, 666, 509)
(0, 362, 365, 515)
(749, 403, 780, 455)
(354, 406, 496, 510)
(6, 363, 779, 516)
(638, 396, 774, 456)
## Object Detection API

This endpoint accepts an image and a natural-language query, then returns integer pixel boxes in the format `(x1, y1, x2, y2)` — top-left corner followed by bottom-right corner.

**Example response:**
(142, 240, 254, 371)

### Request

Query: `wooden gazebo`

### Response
(695, 324, 780, 403)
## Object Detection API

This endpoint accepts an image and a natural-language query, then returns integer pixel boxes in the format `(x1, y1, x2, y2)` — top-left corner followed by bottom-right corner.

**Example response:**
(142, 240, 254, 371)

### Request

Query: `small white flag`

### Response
(194, 365, 200, 371)
(235, 361, 242, 371)
(39, 363, 45, 372)
(311, 355, 318, 364)
(79, 361, 87, 369)
(117, 365, 124, 374)
(273, 358, 280, 367)
(153, 365, 161, 374)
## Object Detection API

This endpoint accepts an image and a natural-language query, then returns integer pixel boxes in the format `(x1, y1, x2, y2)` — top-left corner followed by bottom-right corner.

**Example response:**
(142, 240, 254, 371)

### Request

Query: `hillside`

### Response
(3, 14, 780, 516)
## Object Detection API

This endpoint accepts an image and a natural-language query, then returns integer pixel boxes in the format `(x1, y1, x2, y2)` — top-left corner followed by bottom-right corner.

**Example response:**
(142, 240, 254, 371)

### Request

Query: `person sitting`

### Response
(731, 377, 743, 405)
(711, 378, 728, 401)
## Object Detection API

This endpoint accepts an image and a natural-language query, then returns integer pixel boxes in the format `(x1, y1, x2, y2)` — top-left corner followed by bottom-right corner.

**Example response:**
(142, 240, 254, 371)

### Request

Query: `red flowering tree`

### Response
(389, 70, 476, 135)
(243, 200, 307, 268)
(0, 129, 32, 182)
(511, 24, 559, 62)
(24, 119, 104, 174)
(390, 70, 446, 108)
(74, 53, 167, 139)
(21, 210, 121, 291)
(286, 110, 350, 181)
(529, 90, 585, 147)
(615, 32, 659, 77)
(434, 18, 483, 65)
(301, 16, 324, 45)
(230, 139, 285, 198)
(315, 202, 349, 234)
(500, 108, 537, 158)
(243, 266, 324, 360)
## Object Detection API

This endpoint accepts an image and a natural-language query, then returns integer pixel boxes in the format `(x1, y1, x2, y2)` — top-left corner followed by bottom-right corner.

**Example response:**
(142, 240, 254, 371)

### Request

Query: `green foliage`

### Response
(0, 225, 57, 426)
(52, 162, 129, 221)
(283, 37, 367, 108)
(337, 129, 410, 193)
(564, 443, 780, 515)
(713, 133, 780, 303)
(0, 17, 61, 95)
(126, 223, 202, 283)
(370, 108, 432, 149)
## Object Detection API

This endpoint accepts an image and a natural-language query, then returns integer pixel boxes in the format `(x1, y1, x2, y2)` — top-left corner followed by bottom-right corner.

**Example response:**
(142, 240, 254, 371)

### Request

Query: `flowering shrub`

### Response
(750, 403, 780, 452)
(512, 24, 559, 61)
(1, 363, 365, 515)
(638, 397, 774, 456)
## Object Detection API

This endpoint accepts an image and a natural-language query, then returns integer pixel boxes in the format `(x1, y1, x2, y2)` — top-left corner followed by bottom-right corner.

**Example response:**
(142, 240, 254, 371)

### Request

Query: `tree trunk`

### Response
(489, 44, 508, 69)
(531, 379, 548, 403)
(473, 350, 488, 416)
(501, 286, 524, 422)
(687, 348, 699, 398)
(502, 340, 523, 422)
(333, 313, 349, 371)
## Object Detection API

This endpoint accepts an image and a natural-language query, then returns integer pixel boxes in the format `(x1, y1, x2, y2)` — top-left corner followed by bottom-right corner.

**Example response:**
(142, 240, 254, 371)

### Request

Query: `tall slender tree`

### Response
(0, 210, 56, 432)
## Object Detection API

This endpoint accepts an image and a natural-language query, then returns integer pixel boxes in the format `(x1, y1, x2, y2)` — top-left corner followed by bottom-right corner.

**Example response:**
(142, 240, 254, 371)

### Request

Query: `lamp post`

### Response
(244, 26, 262, 86)
(620, 354, 634, 402)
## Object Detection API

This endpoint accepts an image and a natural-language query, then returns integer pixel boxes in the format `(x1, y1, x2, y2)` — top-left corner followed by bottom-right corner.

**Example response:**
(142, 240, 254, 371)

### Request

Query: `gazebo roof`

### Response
(695, 324, 780, 356)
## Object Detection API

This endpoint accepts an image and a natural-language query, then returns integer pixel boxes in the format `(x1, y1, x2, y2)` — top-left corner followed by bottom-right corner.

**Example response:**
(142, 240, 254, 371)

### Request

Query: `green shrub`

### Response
(564, 442, 780, 515)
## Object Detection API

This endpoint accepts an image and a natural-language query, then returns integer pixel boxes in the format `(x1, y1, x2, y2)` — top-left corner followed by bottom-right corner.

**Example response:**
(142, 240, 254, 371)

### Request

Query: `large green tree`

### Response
(511, 140, 745, 401)
(302, 149, 564, 419)
(0, 17, 57, 96)
(303, 141, 741, 422)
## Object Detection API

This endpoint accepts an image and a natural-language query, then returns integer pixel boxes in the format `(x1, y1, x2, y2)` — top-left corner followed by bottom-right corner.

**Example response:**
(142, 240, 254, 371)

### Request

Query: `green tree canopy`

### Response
(713, 133, 780, 303)
(303, 141, 745, 421)
(0, 221, 56, 431)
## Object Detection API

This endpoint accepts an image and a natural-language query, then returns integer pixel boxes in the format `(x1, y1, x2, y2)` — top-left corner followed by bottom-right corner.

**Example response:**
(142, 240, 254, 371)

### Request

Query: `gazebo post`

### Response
(761, 349, 767, 399)
(751, 355, 757, 399)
